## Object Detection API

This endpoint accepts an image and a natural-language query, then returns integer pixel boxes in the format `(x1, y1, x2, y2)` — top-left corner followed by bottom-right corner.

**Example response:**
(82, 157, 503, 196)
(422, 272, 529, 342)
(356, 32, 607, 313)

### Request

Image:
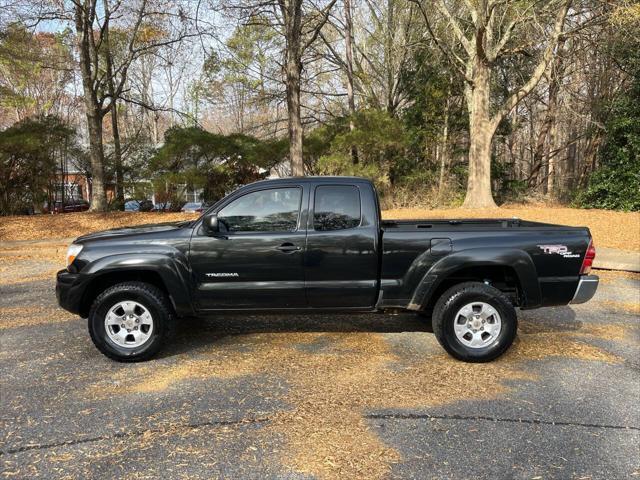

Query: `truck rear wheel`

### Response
(88, 281, 175, 362)
(432, 282, 517, 362)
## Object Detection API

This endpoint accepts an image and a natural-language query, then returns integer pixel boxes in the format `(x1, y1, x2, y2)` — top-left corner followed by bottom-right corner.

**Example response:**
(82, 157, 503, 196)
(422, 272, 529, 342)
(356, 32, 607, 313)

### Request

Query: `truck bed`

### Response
(379, 217, 592, 309)
(381, 218, 577, 231)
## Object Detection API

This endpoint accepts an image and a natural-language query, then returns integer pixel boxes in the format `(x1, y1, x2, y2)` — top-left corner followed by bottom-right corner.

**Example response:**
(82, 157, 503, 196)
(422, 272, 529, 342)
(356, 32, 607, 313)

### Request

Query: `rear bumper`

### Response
(55, 269, 85, 315)
(570, 275, 599, 304)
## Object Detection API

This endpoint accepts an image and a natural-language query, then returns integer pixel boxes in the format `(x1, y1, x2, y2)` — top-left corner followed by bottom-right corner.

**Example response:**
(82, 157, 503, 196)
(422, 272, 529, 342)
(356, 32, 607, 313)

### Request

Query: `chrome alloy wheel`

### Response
(453, 302, 502, 348)
(104, 301, 154, 348)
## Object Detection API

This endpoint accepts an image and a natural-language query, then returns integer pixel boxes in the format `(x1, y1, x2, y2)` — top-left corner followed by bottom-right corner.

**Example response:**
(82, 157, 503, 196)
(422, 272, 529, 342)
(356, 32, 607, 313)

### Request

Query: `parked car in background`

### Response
(124, 200, 154, 212)
(181, 202, 206, 213)
(44, 199, 90, 214)
(154, 201, 186, 212)
(153, 202, 172, 212)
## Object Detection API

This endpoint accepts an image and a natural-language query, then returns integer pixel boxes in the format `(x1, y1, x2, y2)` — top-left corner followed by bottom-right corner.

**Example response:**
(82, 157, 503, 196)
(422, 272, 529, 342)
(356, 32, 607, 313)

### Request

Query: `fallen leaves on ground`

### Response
(0, 206, 638, 251)
(596, 269, 640, 283)
(0, 244, 66, 285)
(595, 300, 640, 316)
(383, 205, 640, 251)
(86, 320, 627, 480)
(0, 305, 73, 329)
(0, 212, 198, 242)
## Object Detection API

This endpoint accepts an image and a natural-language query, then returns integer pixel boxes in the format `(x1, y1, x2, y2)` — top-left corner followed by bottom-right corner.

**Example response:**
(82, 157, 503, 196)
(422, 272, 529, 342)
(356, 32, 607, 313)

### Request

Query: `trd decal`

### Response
(537, 245, 580, 258)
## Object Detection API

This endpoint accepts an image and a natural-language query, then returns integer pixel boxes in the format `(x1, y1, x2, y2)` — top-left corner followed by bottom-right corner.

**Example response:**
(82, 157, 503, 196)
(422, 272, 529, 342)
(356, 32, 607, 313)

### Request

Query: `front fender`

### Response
(408, 248, 541, 310)
(83, 251, 193, 316)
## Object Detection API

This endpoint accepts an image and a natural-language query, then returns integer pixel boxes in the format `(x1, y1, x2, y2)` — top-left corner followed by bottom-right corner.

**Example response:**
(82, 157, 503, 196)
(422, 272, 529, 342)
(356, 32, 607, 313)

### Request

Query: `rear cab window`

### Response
(313, 185, 361, 231)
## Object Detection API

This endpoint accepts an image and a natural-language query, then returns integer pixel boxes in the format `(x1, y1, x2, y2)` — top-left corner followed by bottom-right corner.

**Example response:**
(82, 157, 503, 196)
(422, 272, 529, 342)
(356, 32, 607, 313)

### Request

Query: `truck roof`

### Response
(246, 176, 372, 188)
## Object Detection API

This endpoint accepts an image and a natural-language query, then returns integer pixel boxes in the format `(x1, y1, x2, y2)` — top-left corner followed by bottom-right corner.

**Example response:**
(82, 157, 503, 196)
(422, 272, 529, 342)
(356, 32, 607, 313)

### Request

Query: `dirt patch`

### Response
(383, 206, 640, 251)
(85, 322, 627, 480)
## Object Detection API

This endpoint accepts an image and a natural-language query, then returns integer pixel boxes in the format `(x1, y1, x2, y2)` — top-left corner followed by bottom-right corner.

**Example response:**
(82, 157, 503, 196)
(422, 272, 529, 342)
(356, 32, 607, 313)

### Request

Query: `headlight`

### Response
(66, 243, 83, 267)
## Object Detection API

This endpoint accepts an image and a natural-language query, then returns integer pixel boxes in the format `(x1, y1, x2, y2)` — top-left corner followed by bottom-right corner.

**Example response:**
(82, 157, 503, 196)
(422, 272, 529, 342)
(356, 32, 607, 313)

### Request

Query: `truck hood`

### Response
(74, 221, 192, 244)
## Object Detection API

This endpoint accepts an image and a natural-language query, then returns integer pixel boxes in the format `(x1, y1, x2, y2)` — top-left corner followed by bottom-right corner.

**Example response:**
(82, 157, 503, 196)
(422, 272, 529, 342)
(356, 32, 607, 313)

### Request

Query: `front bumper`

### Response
(570, 275, 599, 304)
(55, 269, 84, 315)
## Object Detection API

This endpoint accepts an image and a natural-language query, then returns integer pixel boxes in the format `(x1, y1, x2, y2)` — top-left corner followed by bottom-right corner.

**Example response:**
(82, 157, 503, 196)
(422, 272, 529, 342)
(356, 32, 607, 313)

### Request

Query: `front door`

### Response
(190, 186, 307, 310)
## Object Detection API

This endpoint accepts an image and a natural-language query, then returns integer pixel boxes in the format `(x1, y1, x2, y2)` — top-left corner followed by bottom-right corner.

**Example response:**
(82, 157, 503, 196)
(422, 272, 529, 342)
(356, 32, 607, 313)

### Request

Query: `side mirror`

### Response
(203, 213, 219, 233)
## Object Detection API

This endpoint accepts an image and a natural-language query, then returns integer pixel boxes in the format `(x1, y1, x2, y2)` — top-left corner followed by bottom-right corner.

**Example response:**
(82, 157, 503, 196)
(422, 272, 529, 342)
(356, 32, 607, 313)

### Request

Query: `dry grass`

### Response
(0, 206, 637, 251)
(383, 205, 640, 251)
(86, 322, 627, 480)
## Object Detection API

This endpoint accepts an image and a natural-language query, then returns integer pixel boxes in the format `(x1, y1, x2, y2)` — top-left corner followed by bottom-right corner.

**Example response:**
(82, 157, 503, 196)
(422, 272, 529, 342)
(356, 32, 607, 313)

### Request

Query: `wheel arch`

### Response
(409, 248, 541, 312)
(78, 253, 194, 318)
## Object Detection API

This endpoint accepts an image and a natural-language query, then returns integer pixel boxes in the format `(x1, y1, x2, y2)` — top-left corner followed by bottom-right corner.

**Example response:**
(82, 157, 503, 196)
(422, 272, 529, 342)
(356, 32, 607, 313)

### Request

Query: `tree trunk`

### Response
(75, 0, 107, 212)
(546, 122, 558, 196)
(104, 0, 124, 208)
(437, 89, 451, 201)
(286, 52, 304, 176)
(110, 99, 124, 206)
(565, 129, 577, 192)
(462, 62, 498, 208)
(344, 0, 358, 164)
(529, 108, 554, 189)
(385, 0, 395, 113)
(545, 49, 564, 198)
(86, 109, 108, 211)
(284, 0, 305, 176)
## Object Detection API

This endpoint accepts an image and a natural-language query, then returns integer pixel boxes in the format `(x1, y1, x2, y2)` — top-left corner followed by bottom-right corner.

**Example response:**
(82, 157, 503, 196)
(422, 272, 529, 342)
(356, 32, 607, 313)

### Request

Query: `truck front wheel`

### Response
(88, 281, 175, 362)
(432, 282, 517, 362)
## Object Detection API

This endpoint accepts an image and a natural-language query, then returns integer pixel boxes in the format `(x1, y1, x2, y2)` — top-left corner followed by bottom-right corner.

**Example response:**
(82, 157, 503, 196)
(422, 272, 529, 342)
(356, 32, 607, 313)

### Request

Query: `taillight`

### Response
(580, 240, 596, 275)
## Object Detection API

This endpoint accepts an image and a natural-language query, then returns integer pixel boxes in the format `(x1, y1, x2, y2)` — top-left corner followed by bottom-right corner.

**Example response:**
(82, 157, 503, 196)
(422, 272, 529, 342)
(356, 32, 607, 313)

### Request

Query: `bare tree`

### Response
(344, 0, 357, 163)
(69, 0, 194, 210)
(412, 0, 573, 207)
(280, 0, 337, 174)
(223, 0, 337, 175)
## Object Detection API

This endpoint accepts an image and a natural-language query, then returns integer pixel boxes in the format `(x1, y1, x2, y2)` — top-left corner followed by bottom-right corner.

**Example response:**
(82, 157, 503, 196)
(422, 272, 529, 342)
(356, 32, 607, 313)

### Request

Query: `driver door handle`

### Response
(276, 242, 301, 253)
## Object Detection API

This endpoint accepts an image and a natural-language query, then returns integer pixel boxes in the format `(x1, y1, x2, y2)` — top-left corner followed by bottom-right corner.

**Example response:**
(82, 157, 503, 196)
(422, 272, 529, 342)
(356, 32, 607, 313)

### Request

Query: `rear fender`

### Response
(408, 248, 541, 310)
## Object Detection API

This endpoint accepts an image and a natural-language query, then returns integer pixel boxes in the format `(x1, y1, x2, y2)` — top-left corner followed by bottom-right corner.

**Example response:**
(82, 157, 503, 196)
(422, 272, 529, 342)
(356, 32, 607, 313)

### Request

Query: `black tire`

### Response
(88, 281, 175, 362)
(432, 282, 517, 363)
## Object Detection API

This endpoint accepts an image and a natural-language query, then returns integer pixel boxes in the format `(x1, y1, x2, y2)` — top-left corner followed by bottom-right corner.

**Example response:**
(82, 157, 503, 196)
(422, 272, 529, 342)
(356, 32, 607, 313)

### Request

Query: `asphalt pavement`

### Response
(1, 256, 639, 479)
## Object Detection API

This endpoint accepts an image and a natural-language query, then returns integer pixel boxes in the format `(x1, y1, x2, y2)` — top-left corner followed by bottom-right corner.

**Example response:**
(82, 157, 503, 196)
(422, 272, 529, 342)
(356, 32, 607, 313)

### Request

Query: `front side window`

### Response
(313, 185, 361, 231)
(218, 187, 301, 232)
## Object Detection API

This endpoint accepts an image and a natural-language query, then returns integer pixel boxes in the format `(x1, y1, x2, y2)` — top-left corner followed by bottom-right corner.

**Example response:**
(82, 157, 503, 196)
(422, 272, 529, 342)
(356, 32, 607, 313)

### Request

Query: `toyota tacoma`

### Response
(56, 176, 599, 362)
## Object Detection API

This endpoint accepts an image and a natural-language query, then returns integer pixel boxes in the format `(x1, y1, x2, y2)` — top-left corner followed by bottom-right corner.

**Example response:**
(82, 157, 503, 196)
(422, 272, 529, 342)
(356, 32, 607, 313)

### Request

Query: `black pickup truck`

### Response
(56, 176, 598, 362)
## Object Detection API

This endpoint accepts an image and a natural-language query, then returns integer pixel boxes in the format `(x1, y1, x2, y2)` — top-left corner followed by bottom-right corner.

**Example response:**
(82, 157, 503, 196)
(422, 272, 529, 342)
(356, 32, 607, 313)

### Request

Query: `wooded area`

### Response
(0, 0, 638, 214)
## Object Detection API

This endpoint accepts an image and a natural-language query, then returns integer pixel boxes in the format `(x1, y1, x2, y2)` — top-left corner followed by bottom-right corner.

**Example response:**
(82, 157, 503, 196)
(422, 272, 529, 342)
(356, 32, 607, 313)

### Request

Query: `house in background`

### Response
(52, 157, 116, 207)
